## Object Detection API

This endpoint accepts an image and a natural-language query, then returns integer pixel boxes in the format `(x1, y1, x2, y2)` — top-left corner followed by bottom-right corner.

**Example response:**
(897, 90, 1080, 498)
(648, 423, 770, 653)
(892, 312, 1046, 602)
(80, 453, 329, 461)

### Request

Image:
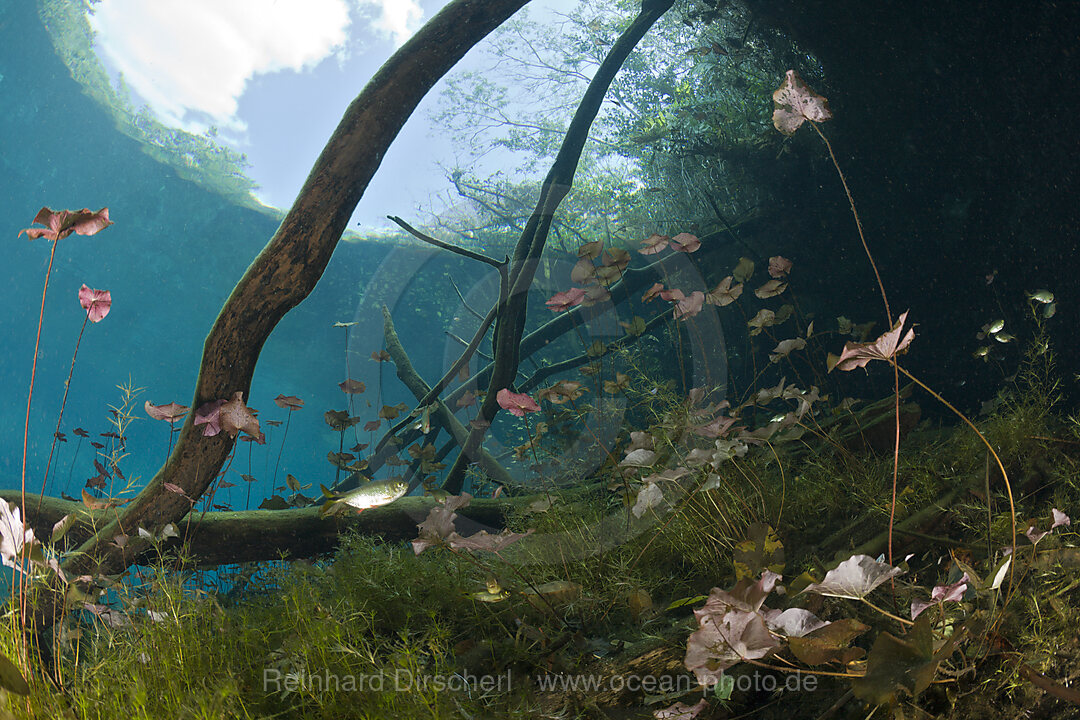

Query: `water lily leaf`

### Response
(754, 279, 787, 299)
(803, 554, 903, 599)
(621, 449, 657, 468)
(763, 607, 829, 638)
(20, 206, 113, 242)
(338, 379, 366, 394)
(145, 400, 189, 423)
(769, 338, 806, 363)
(619, 316, 647, 336)
(670, 232, 701, 253)
(733, 257, 755, 283)
(706, 276, 742, 306)
(828, 311, 914, 372)
(654, 699, 708, 720)
(632, 482, 664, 518)
(732, 522, 785, 580)
(772, 70, 832, 135)
(219, 392, 263, 442)
(768, 256, 793, 278)
(638, 233, 670, 255)
(546, 287, 586, 312)
(685, 608, 779, 686)
(571, 257, 596, 284)
(850, 614, 959, 705)
(78, 284, 112, 323)
(577, 239, 604, 259)
(788, 618, 869, 666)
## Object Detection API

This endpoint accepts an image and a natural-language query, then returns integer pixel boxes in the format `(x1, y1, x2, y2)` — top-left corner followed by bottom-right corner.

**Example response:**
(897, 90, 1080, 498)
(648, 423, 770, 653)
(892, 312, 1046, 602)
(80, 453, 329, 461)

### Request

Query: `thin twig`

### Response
(387, 215, 503, 267)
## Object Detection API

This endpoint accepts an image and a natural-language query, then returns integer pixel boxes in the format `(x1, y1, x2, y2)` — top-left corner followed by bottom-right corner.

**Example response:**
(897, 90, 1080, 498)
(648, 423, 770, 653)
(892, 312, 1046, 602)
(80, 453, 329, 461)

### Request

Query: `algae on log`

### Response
(29, 0, 531, 628)
(1, 492, 510, 568)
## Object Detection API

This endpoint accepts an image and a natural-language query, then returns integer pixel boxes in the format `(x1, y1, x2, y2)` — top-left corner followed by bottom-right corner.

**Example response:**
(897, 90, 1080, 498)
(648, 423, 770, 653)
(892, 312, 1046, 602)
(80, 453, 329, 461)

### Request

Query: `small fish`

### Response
(319, 478, 408, 517)
(1043, 302, 1057, 319)
(987, 319, 1005, 334)
(1027, 289, 1054, 304)
(973, 346, 990, 359)
(994, 332, 1016, 343)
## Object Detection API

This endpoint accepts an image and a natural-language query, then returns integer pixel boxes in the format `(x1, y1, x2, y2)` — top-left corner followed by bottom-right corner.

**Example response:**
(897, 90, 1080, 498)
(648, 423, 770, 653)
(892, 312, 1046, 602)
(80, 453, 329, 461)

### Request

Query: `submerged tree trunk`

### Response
(28, 0, 531, 629)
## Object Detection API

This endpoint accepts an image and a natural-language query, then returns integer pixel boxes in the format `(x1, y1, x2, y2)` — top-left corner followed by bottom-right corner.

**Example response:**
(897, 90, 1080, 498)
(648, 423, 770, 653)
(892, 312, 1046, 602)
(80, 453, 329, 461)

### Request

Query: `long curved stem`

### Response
(19, 238, 60, 621)
(39, 313, 90, 508)
(809, 120, 903, 570)
(896, 363, 1017, 586)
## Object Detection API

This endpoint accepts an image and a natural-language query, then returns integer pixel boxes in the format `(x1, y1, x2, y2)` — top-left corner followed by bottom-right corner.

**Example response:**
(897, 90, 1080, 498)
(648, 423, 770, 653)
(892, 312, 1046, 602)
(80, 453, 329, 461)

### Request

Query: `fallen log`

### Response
(2, 490, 511, 568)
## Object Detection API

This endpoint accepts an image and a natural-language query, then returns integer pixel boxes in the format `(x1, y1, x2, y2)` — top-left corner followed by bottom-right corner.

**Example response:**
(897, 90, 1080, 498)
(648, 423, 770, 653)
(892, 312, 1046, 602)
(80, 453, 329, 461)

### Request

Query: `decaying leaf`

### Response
(732, 523, 785, 580)
(828, 311, 914, 372)
(772, 70, 832, 135)
(788, 618, 869, 666)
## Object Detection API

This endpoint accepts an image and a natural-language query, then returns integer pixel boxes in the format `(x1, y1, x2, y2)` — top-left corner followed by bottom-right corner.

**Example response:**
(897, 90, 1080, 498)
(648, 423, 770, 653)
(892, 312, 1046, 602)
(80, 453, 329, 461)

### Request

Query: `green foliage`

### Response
(39, 0, 260, 206)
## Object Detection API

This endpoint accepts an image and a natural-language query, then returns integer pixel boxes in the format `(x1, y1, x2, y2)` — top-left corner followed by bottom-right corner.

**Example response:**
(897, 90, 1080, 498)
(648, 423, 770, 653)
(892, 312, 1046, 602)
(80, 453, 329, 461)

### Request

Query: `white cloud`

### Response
(358, 0, 424, 46)
(88, 0, 352, 133)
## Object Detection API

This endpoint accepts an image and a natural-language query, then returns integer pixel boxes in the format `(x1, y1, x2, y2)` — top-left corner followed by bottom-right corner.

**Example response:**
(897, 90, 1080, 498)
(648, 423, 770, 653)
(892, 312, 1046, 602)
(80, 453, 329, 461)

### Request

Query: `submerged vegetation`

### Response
(3, 1, 1078, 719)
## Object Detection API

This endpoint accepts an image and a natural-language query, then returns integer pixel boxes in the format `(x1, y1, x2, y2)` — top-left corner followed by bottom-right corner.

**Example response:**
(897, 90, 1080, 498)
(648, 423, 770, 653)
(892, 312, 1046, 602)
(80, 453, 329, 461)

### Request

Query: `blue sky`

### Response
(86, 0, 576, 231)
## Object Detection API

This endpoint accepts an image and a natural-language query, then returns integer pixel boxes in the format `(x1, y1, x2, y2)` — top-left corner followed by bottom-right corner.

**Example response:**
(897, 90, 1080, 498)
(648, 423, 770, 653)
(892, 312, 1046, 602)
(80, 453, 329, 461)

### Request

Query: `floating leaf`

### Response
(258, 495, 289, 510)
(638, 233, 670, 255)
(338, 379, 366, 394)
(219, 392, 263, 442)
(145, 400, 189, 423)
(769, 338, 806, 363)
(577, 239, 604, 259)
(377, 406, 402, 421)
(685, 608, 779, 686)
(754, 279, 787, 299)
(673, 291, 705, 320)
(747, 309, 775, 336)
(669, 232, 701, 253)
(20, 206, 113, 242)
(642, 282, 665, 302)
(732, 257, 755, 283)
(768, 256, 793, 278)
(619, 316, 647, 336)
(496, 389, 539, 417)
(545, 287, 586, 312)
(706, 276, 742, 306)
(911, 573, 969, 619)
(654, 699, 708, 720)
(273, 395, 303, 410)
(570, 257, 596, 284)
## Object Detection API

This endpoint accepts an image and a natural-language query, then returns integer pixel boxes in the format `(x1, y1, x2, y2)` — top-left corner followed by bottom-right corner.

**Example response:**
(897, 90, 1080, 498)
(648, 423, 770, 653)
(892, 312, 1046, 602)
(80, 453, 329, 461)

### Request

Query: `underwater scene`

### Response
(1, 0, 1079, 717)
